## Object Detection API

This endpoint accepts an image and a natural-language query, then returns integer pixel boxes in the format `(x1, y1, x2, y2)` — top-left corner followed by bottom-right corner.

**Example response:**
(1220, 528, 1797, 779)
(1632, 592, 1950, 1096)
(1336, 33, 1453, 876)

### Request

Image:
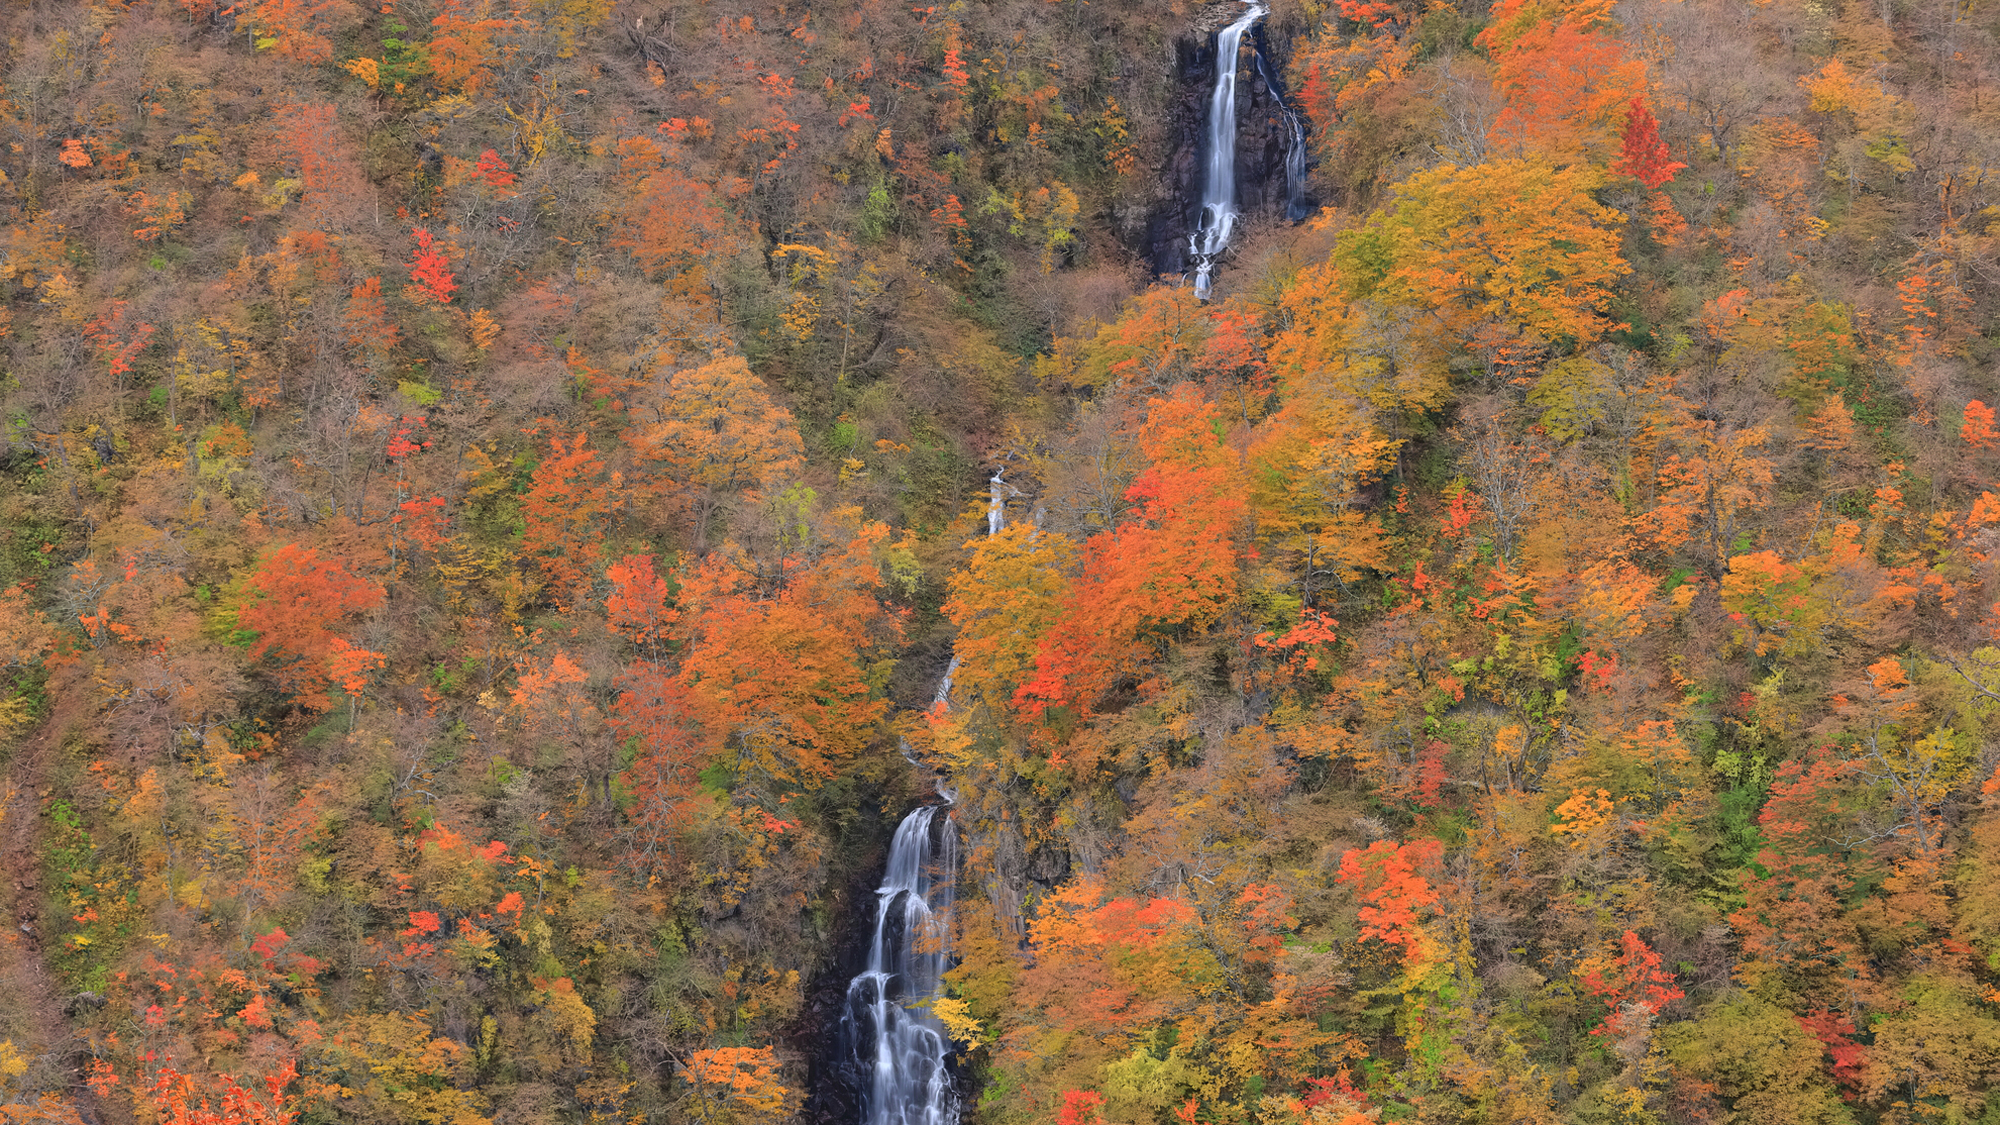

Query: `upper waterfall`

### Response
(1189, 0, 1269, 299)
(1253, 37, 1313, 222)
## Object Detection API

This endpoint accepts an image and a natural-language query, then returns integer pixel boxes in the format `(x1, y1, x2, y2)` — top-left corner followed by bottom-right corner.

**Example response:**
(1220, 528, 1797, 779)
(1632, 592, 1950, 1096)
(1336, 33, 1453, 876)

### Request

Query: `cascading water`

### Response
(1189, 0, 1269, 299)
(928, 473, 1004, 716)
(1252, 40, 1313, 222)
(839, 806, 959, 1125)
(987, 471, 1007, 537)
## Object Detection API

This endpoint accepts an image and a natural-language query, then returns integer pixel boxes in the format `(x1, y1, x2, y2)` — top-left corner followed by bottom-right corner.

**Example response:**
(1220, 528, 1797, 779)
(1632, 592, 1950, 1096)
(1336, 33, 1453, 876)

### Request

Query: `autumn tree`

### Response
(247, 2, 357, 64)
(1246, 388, 1398, 602)
(681, 1047, 790, 1122)
(1043, 285, 1209, 394)
(1337, 839, 1444, 957)
(1487, 19, 1645, 163)
(625, 353, 803, 547)
(520, 434, 611, 609)
(1825, 658, 1975, 855)
(611, 663, 710, 872)
(345, 277, 398, 370)
(1263, 259, 1454, 416)
(1579, 931, 1683, 1037)
(407, 228, 458, 305)
(0, 584, 53, 733)
(1613, 99, 1687, 189)
(942, 525, 1079, 713)
(1335, 838, 1462, 1079)
(1336, 158, 1629, 354)
(1016, 389, 1246, 721)
(610, 136, 744, 303)
(676, 508, 897, 788)
(1641, 420, 1777, 573)
(236, 545, 384, 712)
(605, 554, 679, 660)
(426, 1, 518, 94)
(1964, 399, 1997, 449)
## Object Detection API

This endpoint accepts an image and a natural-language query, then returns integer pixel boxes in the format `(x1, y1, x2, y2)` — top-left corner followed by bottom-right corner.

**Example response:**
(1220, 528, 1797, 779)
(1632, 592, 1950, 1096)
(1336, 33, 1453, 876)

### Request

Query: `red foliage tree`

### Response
(408, 228, 458, 305)
(87, 301, 156, 384)
(1797, 1008, 1867, 1097)
(610, 664, 709, 873)
(1058, 1090, 1106, 1125)
(1580, 931, 1684, 1036)
(1613, 99, 1688, 189)
(475, 149, 517, 195)
(1488, 23, 1646, 162)
(1333, 0, 1426, 28)
(1336, 838, 1444, 954)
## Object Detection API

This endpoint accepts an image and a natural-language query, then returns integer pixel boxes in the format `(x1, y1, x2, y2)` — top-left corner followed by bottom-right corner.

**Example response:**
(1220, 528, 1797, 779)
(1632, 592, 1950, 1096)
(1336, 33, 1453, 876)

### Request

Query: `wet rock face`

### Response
(1141, 36, 1213, 279)
(1137, 16, 1312, 280)
(800, 864, 879, 1125)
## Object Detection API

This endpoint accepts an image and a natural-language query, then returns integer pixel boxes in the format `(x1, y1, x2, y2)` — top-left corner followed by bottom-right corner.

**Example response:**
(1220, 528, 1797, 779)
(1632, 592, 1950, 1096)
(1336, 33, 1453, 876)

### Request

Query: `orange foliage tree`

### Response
(1336, 839, 1444, 956)
(236, 545, 384, 712)
(1016, 389, 1246, 721)
(675, 511, 897, 787)
(520, 434, 611, 609)
(1964, 400, 1997, 449)
(1487, 19, 1645, 162)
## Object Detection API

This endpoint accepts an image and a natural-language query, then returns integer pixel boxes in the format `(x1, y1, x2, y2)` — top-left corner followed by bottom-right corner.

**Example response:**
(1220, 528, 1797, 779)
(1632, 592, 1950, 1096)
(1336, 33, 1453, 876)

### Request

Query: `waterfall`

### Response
(932, 472, 1003, 713)
(931, 655, 962, 709)
(1253, 39, 1313, 222)
(840, 806, 959, 1125)
(1189, 0, 1269, 299)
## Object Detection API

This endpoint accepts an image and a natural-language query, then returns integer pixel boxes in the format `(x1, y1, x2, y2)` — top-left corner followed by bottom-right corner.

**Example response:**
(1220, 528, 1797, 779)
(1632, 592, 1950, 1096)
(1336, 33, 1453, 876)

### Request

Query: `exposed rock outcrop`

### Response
(1138, 7, 1314, 280)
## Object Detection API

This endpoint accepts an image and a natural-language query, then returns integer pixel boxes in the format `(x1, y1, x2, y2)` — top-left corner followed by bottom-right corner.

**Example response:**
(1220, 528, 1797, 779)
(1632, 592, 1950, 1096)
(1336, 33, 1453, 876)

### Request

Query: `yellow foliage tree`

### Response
(1335, 159, 1630, 349)
(626, 353, 804, 546)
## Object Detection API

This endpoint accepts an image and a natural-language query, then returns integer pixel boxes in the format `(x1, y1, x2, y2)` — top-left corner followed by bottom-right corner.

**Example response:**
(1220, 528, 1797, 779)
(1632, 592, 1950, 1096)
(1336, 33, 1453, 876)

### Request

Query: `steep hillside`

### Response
(1, 0, 1999, 1124)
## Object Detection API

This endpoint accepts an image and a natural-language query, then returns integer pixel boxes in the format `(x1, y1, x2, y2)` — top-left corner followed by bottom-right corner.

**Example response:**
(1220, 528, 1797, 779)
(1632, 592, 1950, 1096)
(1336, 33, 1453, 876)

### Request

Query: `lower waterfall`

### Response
(833, 471, 1007, 1125)
(839, 806, 959, 1125)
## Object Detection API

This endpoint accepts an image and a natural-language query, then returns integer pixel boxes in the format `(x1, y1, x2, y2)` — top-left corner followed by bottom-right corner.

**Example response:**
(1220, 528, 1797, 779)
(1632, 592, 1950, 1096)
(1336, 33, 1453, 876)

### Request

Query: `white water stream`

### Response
(1189, 0, 1269, 299)
(1254, 46, 1313, 222)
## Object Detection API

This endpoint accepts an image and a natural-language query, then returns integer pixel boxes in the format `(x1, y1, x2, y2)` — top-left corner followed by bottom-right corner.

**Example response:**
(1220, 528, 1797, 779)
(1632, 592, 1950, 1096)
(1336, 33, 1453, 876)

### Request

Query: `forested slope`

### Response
(0, 0, 1997, 1123)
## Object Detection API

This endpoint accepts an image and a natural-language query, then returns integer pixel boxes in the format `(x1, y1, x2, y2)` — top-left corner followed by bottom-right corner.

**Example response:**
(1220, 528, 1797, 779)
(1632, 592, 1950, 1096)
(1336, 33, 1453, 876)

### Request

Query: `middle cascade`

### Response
(840, 806, 959, 1125)
(1189, 0, 1270, 299)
